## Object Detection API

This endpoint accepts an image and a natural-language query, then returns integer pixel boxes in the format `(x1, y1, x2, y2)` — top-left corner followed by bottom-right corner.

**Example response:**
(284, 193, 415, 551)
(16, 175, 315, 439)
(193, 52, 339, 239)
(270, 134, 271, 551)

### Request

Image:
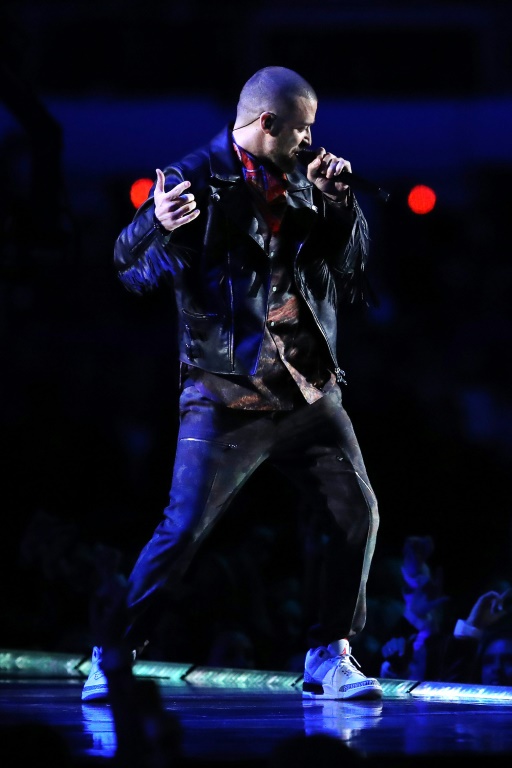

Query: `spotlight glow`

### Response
(408, 184, 436, 214)
(130, 178, 153, 209)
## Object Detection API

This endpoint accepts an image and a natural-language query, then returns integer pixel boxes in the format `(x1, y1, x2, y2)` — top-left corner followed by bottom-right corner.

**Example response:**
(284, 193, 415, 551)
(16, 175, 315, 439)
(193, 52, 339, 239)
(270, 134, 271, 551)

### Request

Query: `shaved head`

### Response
(235, 66, 317, 129)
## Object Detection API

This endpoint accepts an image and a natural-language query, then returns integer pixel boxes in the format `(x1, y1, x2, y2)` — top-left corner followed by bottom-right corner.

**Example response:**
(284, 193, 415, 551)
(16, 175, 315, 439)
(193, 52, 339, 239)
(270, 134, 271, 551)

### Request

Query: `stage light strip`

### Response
(378, 678, 420, 698)
(0, 649, 85, 677)
(133, 661, 193, 682)
(76, 654, 194, 683)
(2, 649, 512, 704)
(411, 680, 512, 704)
(183, 666, 303, 689)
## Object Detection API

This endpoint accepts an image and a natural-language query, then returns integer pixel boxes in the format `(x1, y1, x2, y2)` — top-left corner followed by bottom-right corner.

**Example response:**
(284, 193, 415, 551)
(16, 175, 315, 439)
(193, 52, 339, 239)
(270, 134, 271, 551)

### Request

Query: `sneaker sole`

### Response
(302, 680, 383, 701)
(81, 685, 109, 703)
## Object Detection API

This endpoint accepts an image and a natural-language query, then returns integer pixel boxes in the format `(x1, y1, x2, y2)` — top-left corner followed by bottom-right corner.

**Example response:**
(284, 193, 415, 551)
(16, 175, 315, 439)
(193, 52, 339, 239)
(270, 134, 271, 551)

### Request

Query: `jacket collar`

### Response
(208, 124, 313, 195)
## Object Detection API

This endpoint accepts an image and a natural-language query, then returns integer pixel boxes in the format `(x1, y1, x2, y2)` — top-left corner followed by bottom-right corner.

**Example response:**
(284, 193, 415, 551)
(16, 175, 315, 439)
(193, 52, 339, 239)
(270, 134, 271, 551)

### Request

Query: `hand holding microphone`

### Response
(297, 148, 391, 203)
(300, 147, 352, 203)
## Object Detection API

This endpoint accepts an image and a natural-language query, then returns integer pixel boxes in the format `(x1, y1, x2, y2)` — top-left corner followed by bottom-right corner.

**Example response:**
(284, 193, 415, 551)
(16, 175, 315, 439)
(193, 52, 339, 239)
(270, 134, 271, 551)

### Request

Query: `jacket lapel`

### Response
(207, 125, 319, 251)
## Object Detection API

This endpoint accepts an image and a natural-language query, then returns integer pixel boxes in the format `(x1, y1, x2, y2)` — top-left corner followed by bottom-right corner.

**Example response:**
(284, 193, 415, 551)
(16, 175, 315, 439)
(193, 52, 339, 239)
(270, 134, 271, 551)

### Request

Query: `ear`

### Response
(261, 112, 275, 132)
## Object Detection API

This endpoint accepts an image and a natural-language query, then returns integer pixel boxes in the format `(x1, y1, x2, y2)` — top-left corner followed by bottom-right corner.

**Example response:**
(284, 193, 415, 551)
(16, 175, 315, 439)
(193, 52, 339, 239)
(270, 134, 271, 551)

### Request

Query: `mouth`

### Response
(296, 148, 317, 165)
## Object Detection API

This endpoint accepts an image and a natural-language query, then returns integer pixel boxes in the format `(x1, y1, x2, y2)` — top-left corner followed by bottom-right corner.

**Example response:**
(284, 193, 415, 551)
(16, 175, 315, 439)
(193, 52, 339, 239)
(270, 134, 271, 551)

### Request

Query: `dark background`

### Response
(1, 0, 511, 666)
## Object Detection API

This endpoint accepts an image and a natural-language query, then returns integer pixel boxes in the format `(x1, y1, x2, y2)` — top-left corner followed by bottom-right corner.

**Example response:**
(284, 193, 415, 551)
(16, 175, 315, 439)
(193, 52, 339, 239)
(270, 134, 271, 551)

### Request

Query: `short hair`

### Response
(235, 66, 317, 125)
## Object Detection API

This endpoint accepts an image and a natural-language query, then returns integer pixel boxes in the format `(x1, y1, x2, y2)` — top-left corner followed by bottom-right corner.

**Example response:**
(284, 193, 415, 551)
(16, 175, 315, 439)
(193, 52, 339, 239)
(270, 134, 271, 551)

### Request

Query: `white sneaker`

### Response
(303, 639, 383, 700)
(81, 646, 109, 702)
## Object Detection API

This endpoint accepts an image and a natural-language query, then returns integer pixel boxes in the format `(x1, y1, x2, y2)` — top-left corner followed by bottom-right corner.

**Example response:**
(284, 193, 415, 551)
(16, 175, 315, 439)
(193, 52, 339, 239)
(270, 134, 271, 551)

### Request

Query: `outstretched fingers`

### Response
(153, 170, 200, 232)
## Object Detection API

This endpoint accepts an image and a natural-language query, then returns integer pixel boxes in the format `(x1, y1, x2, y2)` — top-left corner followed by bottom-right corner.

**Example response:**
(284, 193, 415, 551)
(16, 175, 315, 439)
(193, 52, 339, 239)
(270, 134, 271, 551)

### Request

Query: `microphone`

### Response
(297, 149, 391, 203)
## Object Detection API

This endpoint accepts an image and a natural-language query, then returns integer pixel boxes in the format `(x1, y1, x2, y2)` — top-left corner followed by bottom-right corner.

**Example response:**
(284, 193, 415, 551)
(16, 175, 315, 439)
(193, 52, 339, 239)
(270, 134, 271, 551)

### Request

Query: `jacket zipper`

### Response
(180, 437, 238, 449)
(227, 250, 235, 372)
(294, 242, 346, 385)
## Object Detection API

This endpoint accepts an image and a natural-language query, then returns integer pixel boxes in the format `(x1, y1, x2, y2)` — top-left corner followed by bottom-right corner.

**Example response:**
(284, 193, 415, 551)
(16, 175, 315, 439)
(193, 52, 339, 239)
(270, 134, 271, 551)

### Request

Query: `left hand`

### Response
(381, 636, 407, 659)
(305, 147, 351, 200)
(403, 570, 450, 633)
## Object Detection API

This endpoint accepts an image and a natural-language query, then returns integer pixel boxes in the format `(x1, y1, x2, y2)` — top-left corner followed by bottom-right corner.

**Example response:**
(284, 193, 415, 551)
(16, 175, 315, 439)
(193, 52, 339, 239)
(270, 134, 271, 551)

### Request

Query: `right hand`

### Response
(153, 168, 200, 232)
(466, 589, 512, 630)
(306, 147, 351, 201)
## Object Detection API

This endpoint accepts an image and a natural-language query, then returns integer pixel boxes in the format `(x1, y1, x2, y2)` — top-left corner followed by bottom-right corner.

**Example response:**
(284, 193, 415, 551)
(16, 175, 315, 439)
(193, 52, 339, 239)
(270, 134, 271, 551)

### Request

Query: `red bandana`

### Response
(234, 143, 288, 233)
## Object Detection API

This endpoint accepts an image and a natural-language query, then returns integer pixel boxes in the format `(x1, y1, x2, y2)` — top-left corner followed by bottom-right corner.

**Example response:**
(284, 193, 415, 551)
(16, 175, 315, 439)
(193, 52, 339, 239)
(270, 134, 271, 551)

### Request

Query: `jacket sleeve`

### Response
(113, 166, 190, 295)
(323, 192, 374, 306)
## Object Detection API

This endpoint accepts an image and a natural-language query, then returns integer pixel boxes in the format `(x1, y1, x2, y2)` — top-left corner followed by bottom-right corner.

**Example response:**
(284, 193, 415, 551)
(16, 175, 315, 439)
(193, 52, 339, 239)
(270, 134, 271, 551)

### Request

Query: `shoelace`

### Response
(338, 651, 362, 671)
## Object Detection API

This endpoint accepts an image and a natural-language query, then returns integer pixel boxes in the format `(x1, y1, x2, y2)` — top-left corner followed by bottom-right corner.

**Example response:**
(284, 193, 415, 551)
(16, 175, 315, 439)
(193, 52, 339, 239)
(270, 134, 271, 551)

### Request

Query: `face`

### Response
(480, 638, 512, 686)
(265, 96, 317, 173)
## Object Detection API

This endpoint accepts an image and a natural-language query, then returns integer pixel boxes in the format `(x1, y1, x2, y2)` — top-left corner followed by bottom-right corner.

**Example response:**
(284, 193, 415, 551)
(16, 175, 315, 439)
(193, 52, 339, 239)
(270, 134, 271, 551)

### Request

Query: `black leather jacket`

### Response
(114, 124, 370, 380)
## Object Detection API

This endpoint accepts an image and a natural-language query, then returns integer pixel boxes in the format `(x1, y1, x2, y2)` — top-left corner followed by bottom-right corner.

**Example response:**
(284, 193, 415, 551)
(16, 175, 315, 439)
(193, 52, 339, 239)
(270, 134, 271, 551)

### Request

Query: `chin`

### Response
(276, 155, 297, 174)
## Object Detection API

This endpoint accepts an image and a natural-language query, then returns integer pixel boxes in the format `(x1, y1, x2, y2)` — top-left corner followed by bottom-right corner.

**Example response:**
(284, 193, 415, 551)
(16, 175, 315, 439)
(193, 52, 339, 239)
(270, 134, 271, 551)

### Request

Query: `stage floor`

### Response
(2, 651, 512, 766)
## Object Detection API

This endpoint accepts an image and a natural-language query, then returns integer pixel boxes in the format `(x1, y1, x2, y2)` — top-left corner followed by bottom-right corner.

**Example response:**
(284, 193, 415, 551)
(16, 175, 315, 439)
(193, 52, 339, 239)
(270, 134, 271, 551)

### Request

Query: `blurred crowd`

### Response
(6, 498, 512, 692)
(3, 521, 512, 768)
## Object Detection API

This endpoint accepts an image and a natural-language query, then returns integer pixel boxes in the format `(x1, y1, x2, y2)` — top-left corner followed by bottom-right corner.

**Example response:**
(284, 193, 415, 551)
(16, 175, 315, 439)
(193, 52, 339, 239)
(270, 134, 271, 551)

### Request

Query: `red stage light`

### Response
(408, 184, 436, 215)
(130, 178, 153, 209)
